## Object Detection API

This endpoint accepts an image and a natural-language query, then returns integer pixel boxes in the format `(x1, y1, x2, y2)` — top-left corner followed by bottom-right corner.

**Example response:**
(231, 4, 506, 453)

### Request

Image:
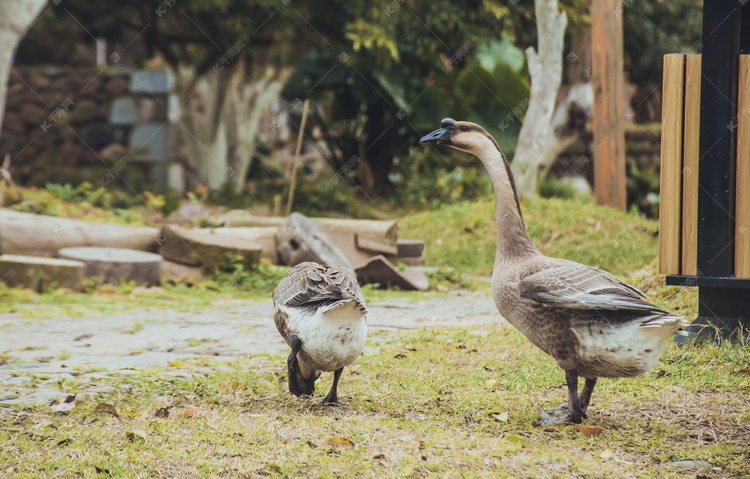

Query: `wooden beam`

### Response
(736, 55, 750, 278)
(658, 54, 685, 275)
(591, 0, 626, 211)
(681, 55, 701, 276)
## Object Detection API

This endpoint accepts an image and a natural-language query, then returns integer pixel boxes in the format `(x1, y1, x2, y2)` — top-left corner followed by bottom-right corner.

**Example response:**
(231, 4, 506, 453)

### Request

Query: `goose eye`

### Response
(460, 126, 469, 132)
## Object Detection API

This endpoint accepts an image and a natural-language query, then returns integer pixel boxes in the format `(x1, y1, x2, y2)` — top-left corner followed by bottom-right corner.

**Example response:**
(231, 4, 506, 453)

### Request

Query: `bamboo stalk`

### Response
(285, 99, 311, 217)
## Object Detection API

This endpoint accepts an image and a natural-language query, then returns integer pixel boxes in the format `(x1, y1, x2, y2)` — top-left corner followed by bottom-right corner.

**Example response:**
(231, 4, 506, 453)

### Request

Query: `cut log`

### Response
(157, 225, 265, 271)
(225, 211, 398, 266)
(58, 247, 162, 286)
(275, 213, 353, 271)
(0, 254, 84, 292)
(161, 260, 204, 285)
(397, 239, 425, 258)
(224, 211, 397, 240)
(0, 209, 159, 256)
(355, 255, 428, 291)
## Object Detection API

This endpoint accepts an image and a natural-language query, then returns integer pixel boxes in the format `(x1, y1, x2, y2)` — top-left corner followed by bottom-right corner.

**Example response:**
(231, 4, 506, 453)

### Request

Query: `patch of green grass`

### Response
(119, 323, 143, 335)
(187, 338, 213, 348)
(401, 196, 658, 278)
(1, 328, 746, 478)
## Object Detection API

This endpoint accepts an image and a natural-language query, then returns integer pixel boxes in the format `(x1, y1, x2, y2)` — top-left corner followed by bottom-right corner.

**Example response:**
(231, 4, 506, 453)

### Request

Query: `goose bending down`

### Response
(272, 262, 368, 405)
(420, 118, 687, 424)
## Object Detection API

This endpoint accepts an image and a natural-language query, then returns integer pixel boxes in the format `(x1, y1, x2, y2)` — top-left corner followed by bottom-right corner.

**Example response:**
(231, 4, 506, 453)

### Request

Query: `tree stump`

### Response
(0, 254, 84, 292)
(157, 225, 264, 271)
(275, 213, 353, 271)
(58, 247, 162, 286)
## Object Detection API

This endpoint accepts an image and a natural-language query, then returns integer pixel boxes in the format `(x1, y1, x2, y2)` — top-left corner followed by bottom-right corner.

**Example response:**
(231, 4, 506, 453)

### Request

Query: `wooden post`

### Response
(658, 54, 684, 275)
(736, 55, 750, 278)
(591, 0, 627, 211)
(681, 55, 701, 276)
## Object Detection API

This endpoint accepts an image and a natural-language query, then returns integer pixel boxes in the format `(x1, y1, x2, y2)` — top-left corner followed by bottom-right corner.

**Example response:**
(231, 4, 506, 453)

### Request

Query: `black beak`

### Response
(420, 118, 455, 145)
(419, 126, 452, 145)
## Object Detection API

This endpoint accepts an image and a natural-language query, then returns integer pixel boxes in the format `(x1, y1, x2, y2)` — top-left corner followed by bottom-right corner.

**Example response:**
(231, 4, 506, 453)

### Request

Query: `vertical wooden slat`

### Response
(681, 55, 701, 276)
(736, 55, 750, 278)
(658, 54, 685, 275)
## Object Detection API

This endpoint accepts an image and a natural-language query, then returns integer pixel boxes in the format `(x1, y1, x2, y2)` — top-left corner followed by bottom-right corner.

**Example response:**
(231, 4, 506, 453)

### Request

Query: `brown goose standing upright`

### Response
(420, 118, 686, 424)
(273, 262, 368, 405)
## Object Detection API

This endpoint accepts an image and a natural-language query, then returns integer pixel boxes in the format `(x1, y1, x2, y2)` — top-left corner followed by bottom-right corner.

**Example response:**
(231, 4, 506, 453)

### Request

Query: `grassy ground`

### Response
(1, 326, 747, 478)
(400, 196, 657, 278)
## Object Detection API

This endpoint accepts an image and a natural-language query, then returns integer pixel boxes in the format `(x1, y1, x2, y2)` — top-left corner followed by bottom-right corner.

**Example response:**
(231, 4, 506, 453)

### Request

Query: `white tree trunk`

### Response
(0, 0, 47, 135)
(510, 0, 567, 200)
(225, 63, 293, 191)
(171, 61, 292, 191)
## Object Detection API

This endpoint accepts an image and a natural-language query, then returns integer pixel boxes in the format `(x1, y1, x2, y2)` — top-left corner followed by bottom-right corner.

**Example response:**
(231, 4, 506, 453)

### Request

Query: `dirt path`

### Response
(0, 293, 505, 404)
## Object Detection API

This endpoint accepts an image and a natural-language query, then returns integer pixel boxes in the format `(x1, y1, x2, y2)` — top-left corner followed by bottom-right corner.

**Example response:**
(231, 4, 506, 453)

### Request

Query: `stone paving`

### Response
(0, 293, 505, 406)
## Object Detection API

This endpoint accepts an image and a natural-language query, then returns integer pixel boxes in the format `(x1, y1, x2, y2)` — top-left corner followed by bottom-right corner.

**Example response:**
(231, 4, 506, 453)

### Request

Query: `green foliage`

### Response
(626, 158, 661, 218)
(538, 175, 579, 200)
(623, 0, 703, 86)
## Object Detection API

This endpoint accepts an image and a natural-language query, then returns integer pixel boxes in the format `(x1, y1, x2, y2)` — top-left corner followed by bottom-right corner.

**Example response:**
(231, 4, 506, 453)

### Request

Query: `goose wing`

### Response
(273, 262, 365, 308)
(518, 259, 666, 313)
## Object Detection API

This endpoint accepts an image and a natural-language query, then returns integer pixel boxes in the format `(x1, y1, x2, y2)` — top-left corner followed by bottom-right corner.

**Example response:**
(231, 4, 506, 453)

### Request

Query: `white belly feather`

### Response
(284, 300, 367, 372)
(572, 314, 686, 378)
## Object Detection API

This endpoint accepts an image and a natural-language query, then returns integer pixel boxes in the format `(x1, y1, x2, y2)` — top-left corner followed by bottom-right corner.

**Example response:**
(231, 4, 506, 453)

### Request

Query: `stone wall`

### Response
(0, 66, 133, 186)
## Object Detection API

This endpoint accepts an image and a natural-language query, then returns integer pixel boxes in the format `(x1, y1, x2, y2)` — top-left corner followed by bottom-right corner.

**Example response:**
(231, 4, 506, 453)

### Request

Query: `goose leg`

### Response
(287, 335, 317, 397)
(538, 369, 587, 425)
(564, 369, 586, 423)
(317, 368, 345, 406)
(579, 378, 597, 413)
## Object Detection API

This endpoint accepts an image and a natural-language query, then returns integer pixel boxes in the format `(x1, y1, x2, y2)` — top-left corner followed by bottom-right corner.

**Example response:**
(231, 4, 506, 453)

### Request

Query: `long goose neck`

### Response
(474, 142, 538, 260)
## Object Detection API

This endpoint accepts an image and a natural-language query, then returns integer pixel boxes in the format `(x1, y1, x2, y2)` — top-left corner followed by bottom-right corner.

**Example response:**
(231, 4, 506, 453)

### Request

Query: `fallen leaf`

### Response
(504, 434, 529, 446)
(305, 440, 317, 449)
(393, 353, 407, 359)
(737, 368, 750, 375)
(491, 412, 509, 422)
(56, 437, 73, 446)
(179, 409, 201, 417)
(600, 449, 614, 459)
(372, 454, 385, 460)
(154, 407, 170, 419)
(167, 360, 188, 368)
(171, 400, 192, 408)
(484, 379, 498, 388)
(94, 403, 119, 417)
(119, 410, 142, 419)
(577, 424, 605, 436)
(126, 430, 147, 442)
(326, 436, 354, 449)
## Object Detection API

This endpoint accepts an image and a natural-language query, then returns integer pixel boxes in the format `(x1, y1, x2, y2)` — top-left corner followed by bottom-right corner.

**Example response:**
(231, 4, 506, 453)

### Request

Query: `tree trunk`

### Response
(225, 60, 293, 191)
(510, 0, 567, 200)
(171, 61, 292, 191)
(0, 0, 47, 135)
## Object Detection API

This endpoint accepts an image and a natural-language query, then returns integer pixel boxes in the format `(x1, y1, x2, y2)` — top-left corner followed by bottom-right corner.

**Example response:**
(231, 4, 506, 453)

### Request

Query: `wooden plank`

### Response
(736, 55, 750, 278)
(681, 55, 701, 276)
(658, 54, 685, 275)
(591, 0, 627, 211)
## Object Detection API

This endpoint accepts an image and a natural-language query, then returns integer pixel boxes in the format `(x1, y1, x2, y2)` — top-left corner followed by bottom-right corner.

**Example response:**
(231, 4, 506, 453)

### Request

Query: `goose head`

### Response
(419, 118, 500, 157)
